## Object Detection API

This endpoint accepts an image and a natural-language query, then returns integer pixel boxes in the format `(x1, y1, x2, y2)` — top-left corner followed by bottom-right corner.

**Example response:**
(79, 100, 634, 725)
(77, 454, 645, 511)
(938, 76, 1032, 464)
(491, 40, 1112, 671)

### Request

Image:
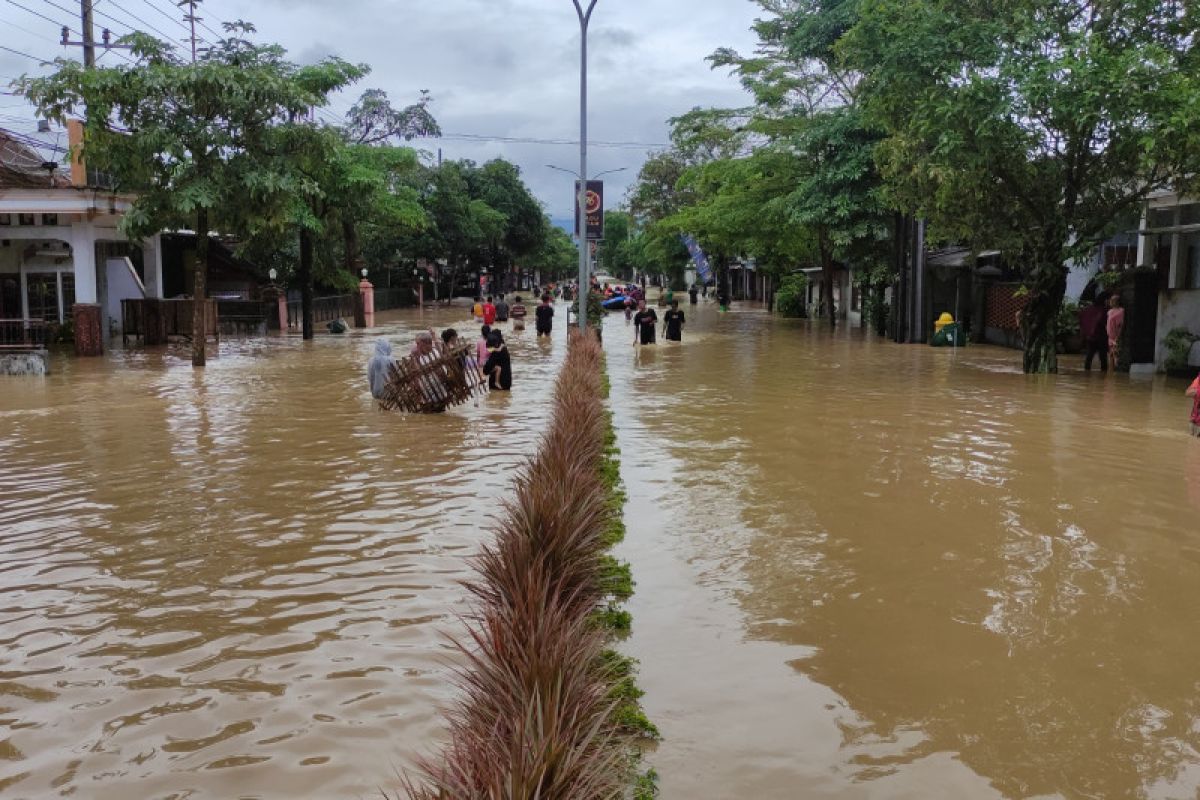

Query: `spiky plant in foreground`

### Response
(402, 333, 638, 800)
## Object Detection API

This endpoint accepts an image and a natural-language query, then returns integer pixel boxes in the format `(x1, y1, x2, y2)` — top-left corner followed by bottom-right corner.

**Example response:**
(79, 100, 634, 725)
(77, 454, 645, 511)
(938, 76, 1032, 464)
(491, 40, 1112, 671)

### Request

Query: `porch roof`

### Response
(0, 187, 135, 216)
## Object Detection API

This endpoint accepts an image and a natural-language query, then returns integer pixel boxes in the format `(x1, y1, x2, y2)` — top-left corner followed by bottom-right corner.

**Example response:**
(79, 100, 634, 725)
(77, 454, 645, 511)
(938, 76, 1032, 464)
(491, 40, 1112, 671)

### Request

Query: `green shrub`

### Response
(775, 273, 809, 318)
(1164, 327, 1199, 370)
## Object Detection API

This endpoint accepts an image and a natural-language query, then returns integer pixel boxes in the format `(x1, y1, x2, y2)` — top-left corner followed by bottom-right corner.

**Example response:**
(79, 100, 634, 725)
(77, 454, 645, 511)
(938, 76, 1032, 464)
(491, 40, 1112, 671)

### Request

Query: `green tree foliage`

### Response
(19, 24, 363, 365)
(844, 0, 1200, 371)
(775, 272, 810, 317)
(343, 88, 441, 145)
(706, 0, 890, 326)
(598, 211, 632, 278)
(386, 159, 548, 299)
(527, 224, 583, 283)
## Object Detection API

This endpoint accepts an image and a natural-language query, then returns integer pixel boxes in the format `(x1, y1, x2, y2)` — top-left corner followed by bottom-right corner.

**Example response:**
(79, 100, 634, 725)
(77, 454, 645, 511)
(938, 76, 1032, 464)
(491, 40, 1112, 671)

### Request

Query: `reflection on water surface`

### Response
(611, 305, 1200, 799)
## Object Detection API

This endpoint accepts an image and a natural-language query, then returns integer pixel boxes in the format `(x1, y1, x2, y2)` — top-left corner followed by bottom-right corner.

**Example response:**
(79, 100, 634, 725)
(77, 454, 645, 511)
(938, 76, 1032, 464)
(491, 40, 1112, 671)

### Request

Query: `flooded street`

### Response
(3, 301, 1200, 798)
(0, 307, 565, 798)
(610, 304, 1200, 799)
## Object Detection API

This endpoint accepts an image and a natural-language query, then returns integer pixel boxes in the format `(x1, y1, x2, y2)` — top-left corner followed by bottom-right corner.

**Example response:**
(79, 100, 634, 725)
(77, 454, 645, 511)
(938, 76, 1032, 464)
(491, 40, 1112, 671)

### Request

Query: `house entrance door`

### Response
(0, 276, 18, 318)
(1128, 271, 1159, 365)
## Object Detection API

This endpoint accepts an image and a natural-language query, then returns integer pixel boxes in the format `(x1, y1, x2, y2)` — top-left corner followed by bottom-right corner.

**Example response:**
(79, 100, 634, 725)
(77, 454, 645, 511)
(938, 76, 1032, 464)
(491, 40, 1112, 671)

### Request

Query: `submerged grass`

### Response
(400, 331, 656, 800)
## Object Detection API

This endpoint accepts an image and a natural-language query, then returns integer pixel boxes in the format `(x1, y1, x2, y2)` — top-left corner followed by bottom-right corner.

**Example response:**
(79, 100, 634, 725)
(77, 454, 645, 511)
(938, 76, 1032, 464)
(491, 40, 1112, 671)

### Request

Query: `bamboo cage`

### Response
(378, 341, 487, 413)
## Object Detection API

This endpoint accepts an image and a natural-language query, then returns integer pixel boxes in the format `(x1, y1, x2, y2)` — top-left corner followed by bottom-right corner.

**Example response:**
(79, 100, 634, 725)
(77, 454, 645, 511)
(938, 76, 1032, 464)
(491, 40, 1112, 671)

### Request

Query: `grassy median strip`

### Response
(401, 332, 657, 800)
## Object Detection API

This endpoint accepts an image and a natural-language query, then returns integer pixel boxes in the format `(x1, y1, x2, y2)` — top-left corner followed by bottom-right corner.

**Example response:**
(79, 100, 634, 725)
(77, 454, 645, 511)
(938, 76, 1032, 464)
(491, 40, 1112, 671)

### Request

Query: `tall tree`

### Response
(21, 24, 363, 365)
(845, 0, 1200, 371)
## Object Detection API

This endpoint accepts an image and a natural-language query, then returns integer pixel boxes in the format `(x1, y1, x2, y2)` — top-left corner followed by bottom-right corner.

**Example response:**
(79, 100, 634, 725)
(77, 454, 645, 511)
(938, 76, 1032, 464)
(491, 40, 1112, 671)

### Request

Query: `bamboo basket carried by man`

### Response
(376, 331, 487, 414)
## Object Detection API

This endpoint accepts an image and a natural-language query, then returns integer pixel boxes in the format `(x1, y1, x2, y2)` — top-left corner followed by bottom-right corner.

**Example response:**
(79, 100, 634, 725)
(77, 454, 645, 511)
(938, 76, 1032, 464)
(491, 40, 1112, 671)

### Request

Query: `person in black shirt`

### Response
(632, 299, 657, 346)
(482, 330, 512, 390)
(535, 293, 554, 337)
(688, 284, 698, 304)
(663, 300, 685, 341)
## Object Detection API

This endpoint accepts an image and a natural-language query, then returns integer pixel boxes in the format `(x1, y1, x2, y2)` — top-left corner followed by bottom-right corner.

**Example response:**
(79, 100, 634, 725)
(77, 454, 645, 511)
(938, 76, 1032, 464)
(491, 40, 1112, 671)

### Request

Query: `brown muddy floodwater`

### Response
(2, 301, 1199, 799)
(0, 307, 565, 799)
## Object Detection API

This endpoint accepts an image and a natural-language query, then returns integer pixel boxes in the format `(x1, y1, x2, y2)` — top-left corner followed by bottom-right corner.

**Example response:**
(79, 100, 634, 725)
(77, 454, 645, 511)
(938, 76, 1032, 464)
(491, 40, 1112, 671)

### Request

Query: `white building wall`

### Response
(1155, 290, 1200, 367)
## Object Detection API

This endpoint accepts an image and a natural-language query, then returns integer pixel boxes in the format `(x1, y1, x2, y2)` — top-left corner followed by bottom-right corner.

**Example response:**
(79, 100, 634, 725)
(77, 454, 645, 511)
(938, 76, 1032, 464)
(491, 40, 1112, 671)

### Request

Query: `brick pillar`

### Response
(73, 303, 103, 356)
(359, 279, 375, 327)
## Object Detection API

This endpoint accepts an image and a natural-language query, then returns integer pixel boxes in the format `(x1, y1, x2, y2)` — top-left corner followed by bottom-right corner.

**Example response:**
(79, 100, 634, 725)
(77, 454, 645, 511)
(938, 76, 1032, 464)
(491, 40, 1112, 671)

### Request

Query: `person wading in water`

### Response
(535, 294, 555, 338)
(633, 299, 657, 347)
(663, 300, 685, 342)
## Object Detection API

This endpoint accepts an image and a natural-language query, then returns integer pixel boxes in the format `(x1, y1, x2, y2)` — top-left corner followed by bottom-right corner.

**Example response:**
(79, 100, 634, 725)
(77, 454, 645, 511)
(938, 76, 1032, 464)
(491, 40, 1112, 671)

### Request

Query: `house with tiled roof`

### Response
(0, 120, 166, 355)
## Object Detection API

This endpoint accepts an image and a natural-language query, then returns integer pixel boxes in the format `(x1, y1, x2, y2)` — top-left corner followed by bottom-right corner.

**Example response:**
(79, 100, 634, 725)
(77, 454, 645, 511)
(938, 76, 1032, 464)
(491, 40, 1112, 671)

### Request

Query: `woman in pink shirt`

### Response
(1107, 294, 1126, 369)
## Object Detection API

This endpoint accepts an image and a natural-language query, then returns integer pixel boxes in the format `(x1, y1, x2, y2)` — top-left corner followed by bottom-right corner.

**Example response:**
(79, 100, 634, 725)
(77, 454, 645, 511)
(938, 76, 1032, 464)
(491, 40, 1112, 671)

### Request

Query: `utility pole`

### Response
(80, 0, 95, 67)
(61, 7, 133, 66)
(177, 0, 202, 63)
(572, 0, 598, 336)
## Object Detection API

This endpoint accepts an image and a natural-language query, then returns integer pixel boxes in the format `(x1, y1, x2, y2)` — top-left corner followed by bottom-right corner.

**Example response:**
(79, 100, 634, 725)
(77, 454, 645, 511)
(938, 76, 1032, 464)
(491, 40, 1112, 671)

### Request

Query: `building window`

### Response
(61, 273, 75, 311)
(1183, 232, 1200, 290)
(1150, 207, 1176, 229)
(25, 273, 60, 322)
(0, 214, 10, 226)
(42, 214, 58, 226)
(17, 213, 36, 227)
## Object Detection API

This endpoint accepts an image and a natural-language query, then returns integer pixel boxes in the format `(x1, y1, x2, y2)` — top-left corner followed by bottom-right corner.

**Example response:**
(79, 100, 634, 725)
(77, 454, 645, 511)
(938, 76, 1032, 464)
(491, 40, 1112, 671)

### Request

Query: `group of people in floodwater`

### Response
(1077, 289, 1199, 434)
(366, 292, 559, 410)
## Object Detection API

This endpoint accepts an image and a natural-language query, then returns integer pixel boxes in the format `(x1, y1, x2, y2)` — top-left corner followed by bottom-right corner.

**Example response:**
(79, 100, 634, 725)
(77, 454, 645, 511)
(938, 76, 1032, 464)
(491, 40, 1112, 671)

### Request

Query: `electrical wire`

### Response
(432, 132, 668, 150)
(0, 11, 61, 43)
(98, 0, 186, 44)
(0, 42, 55, 63)
(4, 0, 77, 34)
(37, 0, 143, 61)
(135, 0, 188, 31)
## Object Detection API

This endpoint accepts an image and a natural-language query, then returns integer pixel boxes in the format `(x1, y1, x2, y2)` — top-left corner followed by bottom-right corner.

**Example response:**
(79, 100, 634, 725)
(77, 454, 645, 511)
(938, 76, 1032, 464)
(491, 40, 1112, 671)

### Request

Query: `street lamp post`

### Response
(572, 0, 598, 335)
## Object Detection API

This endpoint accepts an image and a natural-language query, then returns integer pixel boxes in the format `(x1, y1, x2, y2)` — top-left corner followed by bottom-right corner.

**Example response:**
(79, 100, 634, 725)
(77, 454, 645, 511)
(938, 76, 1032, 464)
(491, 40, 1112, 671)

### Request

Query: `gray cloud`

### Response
(0, 0, 760, 216)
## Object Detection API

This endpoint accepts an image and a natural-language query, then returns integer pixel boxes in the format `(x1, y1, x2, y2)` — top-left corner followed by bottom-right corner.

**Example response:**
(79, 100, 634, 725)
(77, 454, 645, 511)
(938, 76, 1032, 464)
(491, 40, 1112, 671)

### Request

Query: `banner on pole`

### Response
(680, 234, 714, 284)
(574, 180, 604, 240)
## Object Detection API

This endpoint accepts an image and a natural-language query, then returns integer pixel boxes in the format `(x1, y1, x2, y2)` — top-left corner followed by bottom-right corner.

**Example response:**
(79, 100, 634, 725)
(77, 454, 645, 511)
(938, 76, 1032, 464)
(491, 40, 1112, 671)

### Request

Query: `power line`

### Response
(4, 0, 77, 34)
(0, 10, 61, 42)
(430, 132, 668, 150)
(135, 0, 187, 31)
(99, 0, 186, 44)
(42, 0, 138, 64)
(0, 42, 55, 63)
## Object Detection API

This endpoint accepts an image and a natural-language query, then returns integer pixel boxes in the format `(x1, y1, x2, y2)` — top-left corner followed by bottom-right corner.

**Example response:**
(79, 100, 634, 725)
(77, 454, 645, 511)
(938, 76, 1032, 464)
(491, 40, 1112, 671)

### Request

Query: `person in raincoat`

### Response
(367, 339, 394, 399)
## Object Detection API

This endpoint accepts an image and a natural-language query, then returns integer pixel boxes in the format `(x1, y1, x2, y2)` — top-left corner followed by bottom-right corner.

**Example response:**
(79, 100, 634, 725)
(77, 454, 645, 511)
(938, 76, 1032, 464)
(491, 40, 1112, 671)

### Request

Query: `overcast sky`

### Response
(1, 0, 760, 218)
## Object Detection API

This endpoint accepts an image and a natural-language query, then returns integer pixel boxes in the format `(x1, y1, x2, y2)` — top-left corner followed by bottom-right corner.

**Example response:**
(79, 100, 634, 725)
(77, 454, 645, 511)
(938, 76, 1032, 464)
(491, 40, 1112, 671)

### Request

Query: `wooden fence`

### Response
(122, 299, 218, 346)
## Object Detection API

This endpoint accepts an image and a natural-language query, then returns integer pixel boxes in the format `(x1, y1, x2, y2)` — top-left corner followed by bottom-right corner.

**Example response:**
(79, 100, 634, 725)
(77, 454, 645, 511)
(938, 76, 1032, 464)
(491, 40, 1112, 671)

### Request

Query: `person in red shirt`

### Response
(1078, 298, 1109, 372)
(482, 296, 497, 326)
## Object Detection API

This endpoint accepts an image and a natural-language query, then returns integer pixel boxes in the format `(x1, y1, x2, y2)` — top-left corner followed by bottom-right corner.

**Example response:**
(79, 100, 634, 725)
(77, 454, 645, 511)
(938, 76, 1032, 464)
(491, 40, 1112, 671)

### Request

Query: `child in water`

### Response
(483, 329, 512, 390)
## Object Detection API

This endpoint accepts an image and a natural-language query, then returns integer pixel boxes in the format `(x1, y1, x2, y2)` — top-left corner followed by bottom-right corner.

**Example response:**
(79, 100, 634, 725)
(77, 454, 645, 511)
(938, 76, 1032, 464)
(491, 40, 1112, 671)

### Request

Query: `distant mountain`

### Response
(550, 217, 575, 235)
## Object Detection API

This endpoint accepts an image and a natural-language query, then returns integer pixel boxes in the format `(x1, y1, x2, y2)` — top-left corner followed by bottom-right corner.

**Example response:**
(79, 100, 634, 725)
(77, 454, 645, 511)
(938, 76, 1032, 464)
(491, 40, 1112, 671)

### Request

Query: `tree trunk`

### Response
(191, 207, 209, 367)
(1020, 260, 1067, 373)
(820, 234, 836, 329)
(299, 228, 314, 341)
(345, 220, 367, 328)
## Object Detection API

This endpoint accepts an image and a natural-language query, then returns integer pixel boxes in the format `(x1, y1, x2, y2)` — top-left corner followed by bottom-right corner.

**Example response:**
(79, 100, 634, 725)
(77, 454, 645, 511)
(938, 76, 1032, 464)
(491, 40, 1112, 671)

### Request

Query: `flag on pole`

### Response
(680, 234, 713, 284)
